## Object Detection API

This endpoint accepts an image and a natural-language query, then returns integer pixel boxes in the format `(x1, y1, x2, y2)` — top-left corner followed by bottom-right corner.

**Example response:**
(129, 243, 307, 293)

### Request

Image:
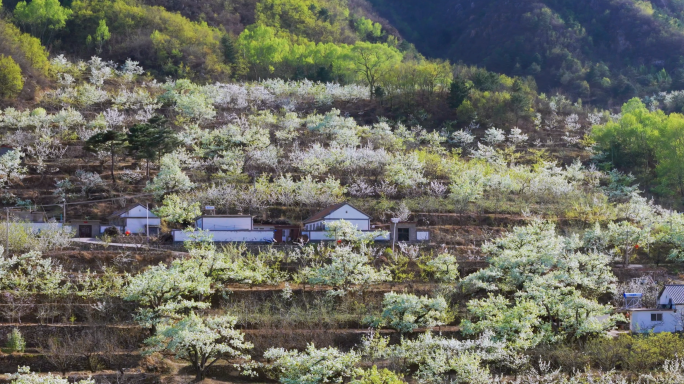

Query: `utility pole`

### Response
(146, 203, 149, 240)
(5, 208, 9, 251)
(390, 218, 400, 253)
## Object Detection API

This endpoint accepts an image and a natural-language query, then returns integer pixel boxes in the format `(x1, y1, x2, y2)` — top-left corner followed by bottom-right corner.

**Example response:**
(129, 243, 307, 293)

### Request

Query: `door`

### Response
(79, 225, 92, 238)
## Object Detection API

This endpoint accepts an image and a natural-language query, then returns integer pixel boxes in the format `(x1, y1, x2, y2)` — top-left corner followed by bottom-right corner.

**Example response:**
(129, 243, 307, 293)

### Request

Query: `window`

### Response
(397, 228, 410, 242)
(651, 313, 663, 322)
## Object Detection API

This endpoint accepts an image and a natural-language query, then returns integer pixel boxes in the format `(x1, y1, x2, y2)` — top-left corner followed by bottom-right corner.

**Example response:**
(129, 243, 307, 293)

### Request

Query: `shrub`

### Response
(353, 366, 405, 384)
(103, 226, 120, 237)
(0, 55, 23, 99)
(6, 328, 25, 353)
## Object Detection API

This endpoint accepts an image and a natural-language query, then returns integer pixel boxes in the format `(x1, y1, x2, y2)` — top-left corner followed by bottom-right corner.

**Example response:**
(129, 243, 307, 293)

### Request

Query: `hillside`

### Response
(2, 0, 684, 383)
(367, 0, 684, 107)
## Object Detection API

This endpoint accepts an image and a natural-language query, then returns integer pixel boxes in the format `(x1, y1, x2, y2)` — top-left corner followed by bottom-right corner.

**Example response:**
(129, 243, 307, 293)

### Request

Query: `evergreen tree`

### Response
(127, 116, 179, 179)
(84, 130, 128, 183)
(447, 77, 471, 109)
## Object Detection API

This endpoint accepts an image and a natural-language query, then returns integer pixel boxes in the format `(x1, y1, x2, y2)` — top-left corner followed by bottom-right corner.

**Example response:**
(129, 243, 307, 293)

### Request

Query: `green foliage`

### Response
(14, 0, 72, 45)
(155, 193, 201, 225)
(127, 116, 179, 177)
(255, 0, 357, 44)
(84, 130, 128, 183)
(592, 98, 684, 196)
(583, 333, 684, 372)
(0, 21, 49, 77)
(352, 366, 405, 384)
(0, 55, 23, 99)
(87, 19, 110, 54)
(366, 0, 684, 105)
(448, 77, 471, 109)
(68, 0, 230, 80)
(5, 328, 25, 353)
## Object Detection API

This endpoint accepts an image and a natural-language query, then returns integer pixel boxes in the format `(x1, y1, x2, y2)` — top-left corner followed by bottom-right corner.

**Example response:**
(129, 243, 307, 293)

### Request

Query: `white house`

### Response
(303, 202, 371, 231)
(302, 203, 389, 241)
(106, 204, 161, 235)
(172, 215, 274, 243)
(629, 285, 684, 333)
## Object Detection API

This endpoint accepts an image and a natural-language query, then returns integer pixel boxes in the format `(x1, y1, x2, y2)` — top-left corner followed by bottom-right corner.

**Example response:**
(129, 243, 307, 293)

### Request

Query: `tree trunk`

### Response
(110, 145, 116, 183)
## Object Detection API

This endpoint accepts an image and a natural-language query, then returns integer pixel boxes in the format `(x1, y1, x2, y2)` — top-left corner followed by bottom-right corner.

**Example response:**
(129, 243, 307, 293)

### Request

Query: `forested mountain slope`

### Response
(367, 0, 684, 106)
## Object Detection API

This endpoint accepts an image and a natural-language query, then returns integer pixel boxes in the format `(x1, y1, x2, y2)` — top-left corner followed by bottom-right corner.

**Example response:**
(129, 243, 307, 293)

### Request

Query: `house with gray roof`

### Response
(629, 285, 684, 333)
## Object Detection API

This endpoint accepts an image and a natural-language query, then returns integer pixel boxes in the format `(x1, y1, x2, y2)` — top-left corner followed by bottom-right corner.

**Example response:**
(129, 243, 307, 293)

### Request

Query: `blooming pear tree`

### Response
(299, 245, 391, 296)
(8, 366, 95, 384)
(371, 292, 449, 333)
(145, 153, 195, 199)
(121, 260, 214, 329)
(144, 312, 254, 381)
(155, 194, 201, 225)
(461, 220, 623, 348)
(423, 252, 460, 283)
(264, 344, 362, 384)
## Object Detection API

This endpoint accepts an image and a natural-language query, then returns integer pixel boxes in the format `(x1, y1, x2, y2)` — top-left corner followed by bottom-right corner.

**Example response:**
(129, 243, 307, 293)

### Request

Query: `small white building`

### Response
(106, 204, 161, 235)
(302, 203, 388, 241)
(196, 215, 253, 231)
(629, 285, 684, 333)
(172, 215, 274, 243)
(303, 202, 371, 231)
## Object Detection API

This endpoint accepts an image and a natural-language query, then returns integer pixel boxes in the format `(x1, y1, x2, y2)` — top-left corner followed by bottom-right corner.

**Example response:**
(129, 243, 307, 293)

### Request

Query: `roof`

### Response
(660, 285, 684, 304)
(199, 215, 253, 218)
(107, 204, 149, 219)
(303, 202, 369, 224)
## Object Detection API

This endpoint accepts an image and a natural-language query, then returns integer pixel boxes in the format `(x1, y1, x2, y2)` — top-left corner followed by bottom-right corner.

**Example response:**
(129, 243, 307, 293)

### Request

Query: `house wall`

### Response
(70, 221, 100, 238)
(307, 219, 370, 231)
(322, 205, 371, 230)
(173, 230, 273, 243)
(120, 205, 158, 219)
(303, 230, 389, 241)
(22, 223, 66, 234)
(630, 310, 678, 333)
(199, 217, 252, 231)
(125, 218, 161, 234)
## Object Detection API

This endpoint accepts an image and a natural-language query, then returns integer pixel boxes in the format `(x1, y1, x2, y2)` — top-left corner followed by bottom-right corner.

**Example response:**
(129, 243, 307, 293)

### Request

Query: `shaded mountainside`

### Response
(367, 0, 684, 106)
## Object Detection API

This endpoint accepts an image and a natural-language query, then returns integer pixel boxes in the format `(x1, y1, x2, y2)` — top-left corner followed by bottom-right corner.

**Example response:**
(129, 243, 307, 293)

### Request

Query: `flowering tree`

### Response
(121, 260, 213, 329)
(74, 170, 104, 198)
(371, 292, 448, 333)
(155, 194, 201, 225)
(8, 366, 94, 384)
(461, 221, 623, 348)
(384, 152, 426, 189)
(324, 220, 387, 245)
(145, 153, 195, 199)
(0, 150, 27, 189)
(360, 331, 515, 384)
(299, 245, 391, 296)
(264, 344, 362, 384)
(144, 312, 253, 381)
(423, 252, 460, 283)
